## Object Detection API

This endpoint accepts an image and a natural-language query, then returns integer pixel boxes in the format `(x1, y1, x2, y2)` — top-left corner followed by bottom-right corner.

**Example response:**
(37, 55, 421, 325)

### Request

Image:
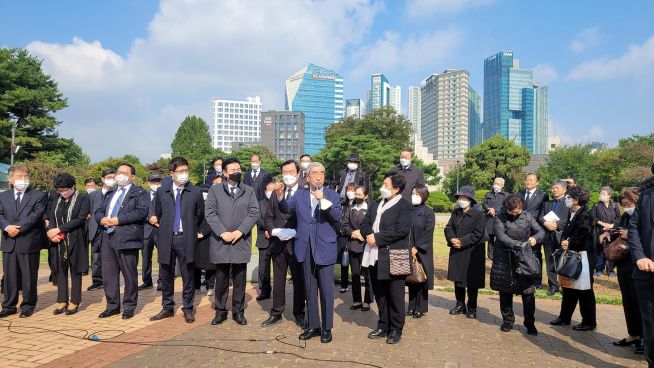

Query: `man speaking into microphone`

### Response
(276, 162, 341, 343)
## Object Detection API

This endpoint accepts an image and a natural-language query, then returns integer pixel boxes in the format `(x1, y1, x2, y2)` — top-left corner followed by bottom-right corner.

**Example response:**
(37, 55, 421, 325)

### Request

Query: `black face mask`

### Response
(353, 198, 364, 205)
(507, 212, 521, 221)
(228, 172, 241, 183)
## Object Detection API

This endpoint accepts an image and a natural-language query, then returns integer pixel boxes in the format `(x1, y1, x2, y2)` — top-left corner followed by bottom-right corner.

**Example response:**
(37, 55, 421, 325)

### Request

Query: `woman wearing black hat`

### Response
(444, 186, 486, 319)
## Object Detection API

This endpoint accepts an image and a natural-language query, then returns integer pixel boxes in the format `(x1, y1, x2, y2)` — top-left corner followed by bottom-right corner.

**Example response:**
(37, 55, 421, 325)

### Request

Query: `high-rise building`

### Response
(390, 85, 402, 114)
(346, 99, 363, 118)
(420, 69, 476, 169)
(483, 51, 549, 154)
(210, 96, 262, 153)
(408, 86, 421, 141)
(260, 111, 305, 161)
(468, 87, 482, 148)
(285, 64, 344, 155)
(367, 73, 401, 114)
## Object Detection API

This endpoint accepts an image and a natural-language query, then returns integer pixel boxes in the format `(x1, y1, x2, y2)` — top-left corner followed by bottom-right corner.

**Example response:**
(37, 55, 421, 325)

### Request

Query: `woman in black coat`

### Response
(444, 186, 486, 319)
(491, 194, 545, 336)
(407, 184, 435, 318)
(46, 173, 90, 315)
(550, 185, 597, 331)
(591, 186, 621, 277)
(194, 186, 216, 295)
(339, 184, 373, 311)
(360, 173, 413, 345)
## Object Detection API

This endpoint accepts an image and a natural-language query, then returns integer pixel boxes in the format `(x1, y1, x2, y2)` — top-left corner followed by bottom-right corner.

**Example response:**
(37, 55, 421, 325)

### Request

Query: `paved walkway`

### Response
(0, 270, 648, 368)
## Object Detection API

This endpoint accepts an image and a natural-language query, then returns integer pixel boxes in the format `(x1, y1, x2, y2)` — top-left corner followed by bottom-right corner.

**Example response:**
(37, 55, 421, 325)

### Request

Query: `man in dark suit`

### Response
(391, 148, 425, 199)
(86, 169, 116, 291)
(45, 190, 59, 285)
(277, 162, 341, 343)
(149, 157, 204, 323)
(0, 164, 47, 318)
(336, 153, 370, 200)
(629, 169, 654, 365)
(255, 182, 274, 301)
(298, 154, 311, 189)
(481, 177, 509, 260)
(94, 163, 149, 319)
(140, 171, 162, 291)
(261, 160, 306, 328)
(538, 179, 570, 295)
(243, 153, 273, 201)
(518, 172, 549, 288)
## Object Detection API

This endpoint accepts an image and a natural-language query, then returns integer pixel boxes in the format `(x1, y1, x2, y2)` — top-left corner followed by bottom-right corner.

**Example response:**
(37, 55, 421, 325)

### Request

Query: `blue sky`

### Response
(1, 0, 653, 162)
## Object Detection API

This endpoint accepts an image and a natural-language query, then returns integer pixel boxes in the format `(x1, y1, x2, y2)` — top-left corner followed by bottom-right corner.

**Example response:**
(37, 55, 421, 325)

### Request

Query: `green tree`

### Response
(325, 107, 412, 152)
(0, 48, 68, 163)
(618, 133, 654, 148)
(32, 138, 90, 167)
(229, 146, 282, 177)
(170, 115, 214, 183)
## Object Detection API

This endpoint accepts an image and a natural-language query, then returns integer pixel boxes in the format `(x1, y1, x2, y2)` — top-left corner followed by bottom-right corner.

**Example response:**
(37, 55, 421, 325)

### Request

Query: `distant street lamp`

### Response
(456, 160, 460, 192)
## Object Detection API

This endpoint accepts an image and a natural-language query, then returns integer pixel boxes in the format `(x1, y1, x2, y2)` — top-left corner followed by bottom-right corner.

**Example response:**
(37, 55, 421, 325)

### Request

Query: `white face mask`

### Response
(265, 191, 272, 199)
(251, 163, 260, 171)
(214, 165, 222, 173)
(149, 184, 161, 192)
(13, 179, 29, 191)
(347, 163, 358, 171)
(379, 186, 392, 199)
(493, 185, 502, 193)
(399, 158, 411, 168)
(457, 199, 471, 209)
(411, 195, 422, 206)
(624, 207, 635, 216)
(86, 188, 96, 193)
(202, 192, 208, 201)
(565, 197, 575, 208)
(175, 173, 189, 185)
(346, 191, 356, 200)
(115, 174, 130, 187)
(282, 174, 298, 187)
(103, 178, 116, 188)
(599, 194, 609, 203)
(300, 162, 310, 170)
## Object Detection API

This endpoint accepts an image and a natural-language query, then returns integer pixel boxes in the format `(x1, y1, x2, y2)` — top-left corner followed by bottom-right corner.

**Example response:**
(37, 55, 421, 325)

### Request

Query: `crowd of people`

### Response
(0, 150, 653, 366)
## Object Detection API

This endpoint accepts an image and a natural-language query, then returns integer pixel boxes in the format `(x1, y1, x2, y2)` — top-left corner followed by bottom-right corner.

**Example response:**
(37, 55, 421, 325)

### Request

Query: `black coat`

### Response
(264, 194, 297, 256)
(491, 211, 545, 295)
(538, 197, 570, 246)
(518, 189, 549, 218)
(153, 183, 204, 265)
(336, 168, 369, 201)
(444, 206, 486, 288)
(360, 197, 413, 280)
(628, 187, 654, 281)
(0, 188, 47, 254)
(94, 184, 150, 250)
(563, 205, 597, 270)
(591, 201, 621, 247)
(48, 192, 90, 274)
(481, 190, 509, 236)
(412, 203, 435, 289)
(390, 164, 425, 199)
(339, 201, 370, 253)
(195, 219, 214, 270)
(616, 213, 633, 271)
(256, 198, 270, 249)
(243, 168, 273, 201)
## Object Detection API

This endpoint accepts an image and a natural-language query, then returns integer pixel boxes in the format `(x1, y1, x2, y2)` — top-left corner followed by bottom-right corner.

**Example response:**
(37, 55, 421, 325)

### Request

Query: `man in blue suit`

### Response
(276, 162, 341, 343)
(94, 163, 149, 320)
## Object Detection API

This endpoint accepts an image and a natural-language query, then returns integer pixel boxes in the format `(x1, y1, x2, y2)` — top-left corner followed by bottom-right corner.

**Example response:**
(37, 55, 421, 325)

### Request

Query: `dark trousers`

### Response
(101, 233, 139, 312)
(336, 237, 349, 288)
(454, 285, 478, 309)
(194, 268, 216, 290)
(617, 267, 642, 337)
(1, 251, 39, 313)
(408, 283, 428, 313)
(270, 246, 305, 317)
(302, 243, 335, 330)
(141, 235, 158, 286)
(635, 277, 654, 366)
(370, 264, 405, 332)
(90, 237, 102, 285)
(543, 243, 559, 288)
(559, 287, 597, 326)
(533, 244, 544, 286)
(56, 245, 82, 305)
(349, 251, 372, 304)
(487, 234, 495, 260)
(257, 246, 272, 296)
(215, 263, 247, 314)
(160, 235, 195, 311)
(595, 251, 615, 273)
(499, 292, 535, 326)
(48, 245, 58, 281)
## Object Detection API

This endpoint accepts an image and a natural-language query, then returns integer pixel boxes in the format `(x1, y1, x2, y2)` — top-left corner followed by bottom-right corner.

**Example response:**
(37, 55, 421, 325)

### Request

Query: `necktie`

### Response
(15, 192, 22, 210)
(107, 188, 126, 233)
(173, 188, 182, 233)
(252, 170, 258, 180)
(525, 191, 532, 204)
(230, 186, 236, 196)
(286, 188, 292, 200)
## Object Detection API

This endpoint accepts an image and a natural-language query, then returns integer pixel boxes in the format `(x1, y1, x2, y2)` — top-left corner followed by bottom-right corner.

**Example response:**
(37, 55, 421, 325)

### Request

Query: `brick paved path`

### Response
(0, 270, 648, 368)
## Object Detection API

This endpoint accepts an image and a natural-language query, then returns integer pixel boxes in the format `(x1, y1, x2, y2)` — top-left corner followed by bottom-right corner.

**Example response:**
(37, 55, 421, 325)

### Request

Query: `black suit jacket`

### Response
(94, 184, 149, 250)
(264, 194, 297, 256)
(481, 190, 509, 235)
(243, 168, 273, 201)
(154, 183, 203, 265)
(518, 189, 549, 218)
(629, 187, 654, 280)
(336, 168, 370, 198)
(0, 188, 48, 254)
(256, 198, 271, 249)
(538, 198, 570, 246)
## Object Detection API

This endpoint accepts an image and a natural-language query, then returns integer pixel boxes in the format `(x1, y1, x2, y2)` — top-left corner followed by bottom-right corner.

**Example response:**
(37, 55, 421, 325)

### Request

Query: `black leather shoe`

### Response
(122, 311, 135, 320)
(361, 303, 370, 312)
(572, 323, 596, 331)
(546, 286, 560, 296)
(261, 314, 283, 327)
(298, 328, 321, 341)
(320, 329, 332, 343)
(549, 317, 570, 326)
(449, 304, 467, 315)
(98, 309, 120, 318)
(500, 322, 513, 332)
(413, 312, 425, 319)
(525, 324, 538, 336)
(232, 312, 247, 325)
(0, 309, 17, 318)
(87, 283, 103, 291)
(405, 309, 415, 316)
(350, 303, 362, 310)
(293, 313, 306, 329)
(368, 328, 387, 339)
(386, 330, 401, 344)
(613, 338, 640, 346)
(149, 309, 174, 321)
(256, 293, 271, 301)
(465, 309, 477, 319)
(183, 310, 195, 323)
(138, 283, 153, 291)
(65, 305, 79, 315)
(19, 310, 33, 318)
(156, 285, 162, 291)
(211, 312, 228, 325)
(53, 304, 67, 315)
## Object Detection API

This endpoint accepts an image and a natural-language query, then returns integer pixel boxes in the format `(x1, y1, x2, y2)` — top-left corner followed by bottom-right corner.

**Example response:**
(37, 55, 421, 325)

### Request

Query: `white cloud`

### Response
(567, 34, 654, 81)
(532, 63, 558, 85)
(405, 0, 493, 18)
(569, 27, 601, 52)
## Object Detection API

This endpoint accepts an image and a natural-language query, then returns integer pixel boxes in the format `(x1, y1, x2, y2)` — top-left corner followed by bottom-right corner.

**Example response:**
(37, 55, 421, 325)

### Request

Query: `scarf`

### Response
(362, 194, 402, 267)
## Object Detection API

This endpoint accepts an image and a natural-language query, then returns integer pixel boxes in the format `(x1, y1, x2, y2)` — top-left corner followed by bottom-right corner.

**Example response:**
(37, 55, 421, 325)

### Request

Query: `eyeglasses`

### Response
(174, 170, 189, 174)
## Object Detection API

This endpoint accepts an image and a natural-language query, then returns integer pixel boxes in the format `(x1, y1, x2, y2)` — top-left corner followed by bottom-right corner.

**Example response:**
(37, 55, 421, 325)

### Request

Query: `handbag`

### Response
(549, 248, 583, 280)
(601, 229, 629, 262)
(388, 247, 411, 276)
(512, 242, 541, 279)
(406, 254, 427, 283)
